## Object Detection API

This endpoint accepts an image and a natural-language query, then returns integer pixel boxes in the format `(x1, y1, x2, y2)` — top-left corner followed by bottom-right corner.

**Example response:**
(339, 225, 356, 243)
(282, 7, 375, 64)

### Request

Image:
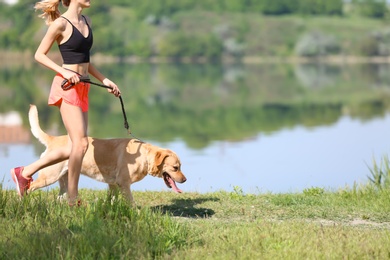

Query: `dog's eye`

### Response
(173, 166, 179, 171)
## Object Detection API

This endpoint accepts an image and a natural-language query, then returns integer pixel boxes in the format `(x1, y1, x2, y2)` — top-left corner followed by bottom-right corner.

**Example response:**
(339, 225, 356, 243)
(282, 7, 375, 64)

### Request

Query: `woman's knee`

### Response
(80, 137, 89, 154)
(73, 137, 89, 154)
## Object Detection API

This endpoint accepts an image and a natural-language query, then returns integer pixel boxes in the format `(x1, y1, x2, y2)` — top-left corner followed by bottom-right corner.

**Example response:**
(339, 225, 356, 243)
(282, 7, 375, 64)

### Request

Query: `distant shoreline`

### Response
(2, 50, 390, 68)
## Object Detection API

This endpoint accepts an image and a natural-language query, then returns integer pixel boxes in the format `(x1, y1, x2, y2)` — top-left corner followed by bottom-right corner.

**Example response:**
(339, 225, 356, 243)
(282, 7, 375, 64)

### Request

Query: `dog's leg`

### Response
(57, 171, 69, 200)
(29, 163, 67, 193)
(118, 183, 135, 205)
(107, 184, 120, 200)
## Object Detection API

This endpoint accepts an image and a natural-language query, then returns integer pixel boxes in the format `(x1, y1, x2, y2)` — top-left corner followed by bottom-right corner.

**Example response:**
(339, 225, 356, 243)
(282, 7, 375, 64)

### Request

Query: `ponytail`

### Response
(34, 0, 70, 25)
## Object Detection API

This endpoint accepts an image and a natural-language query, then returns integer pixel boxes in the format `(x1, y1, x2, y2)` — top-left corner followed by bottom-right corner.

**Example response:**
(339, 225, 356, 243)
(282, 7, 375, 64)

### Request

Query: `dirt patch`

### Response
(316, 218, 390, 229)
(349, 218, 390, 228)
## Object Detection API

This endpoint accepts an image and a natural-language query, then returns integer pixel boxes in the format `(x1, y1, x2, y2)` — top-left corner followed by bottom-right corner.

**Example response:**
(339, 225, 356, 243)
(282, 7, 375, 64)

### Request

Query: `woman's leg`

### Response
(12, 108, 73, 197)
(21, 144, 72, 179)
(59, 102, 89, 203)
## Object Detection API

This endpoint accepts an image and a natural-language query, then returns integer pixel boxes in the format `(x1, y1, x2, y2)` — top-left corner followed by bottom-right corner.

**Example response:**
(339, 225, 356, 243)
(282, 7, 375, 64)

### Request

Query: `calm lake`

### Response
(1, 62, 390, 194)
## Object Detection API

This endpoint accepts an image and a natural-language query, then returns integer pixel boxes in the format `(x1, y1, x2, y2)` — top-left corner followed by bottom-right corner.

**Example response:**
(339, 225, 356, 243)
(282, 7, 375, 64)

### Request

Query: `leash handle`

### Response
(61, 79, 74, 90)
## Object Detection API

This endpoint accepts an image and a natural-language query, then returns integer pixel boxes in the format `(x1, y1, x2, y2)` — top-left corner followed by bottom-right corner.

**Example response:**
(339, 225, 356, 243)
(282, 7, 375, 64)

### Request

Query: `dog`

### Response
(27, 104, 186, 203)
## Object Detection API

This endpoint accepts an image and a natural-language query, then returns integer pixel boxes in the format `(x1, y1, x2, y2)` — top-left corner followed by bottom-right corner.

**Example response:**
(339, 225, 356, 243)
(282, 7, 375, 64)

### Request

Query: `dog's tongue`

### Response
(169, 177, 183, 193)
(164, 173, 183, 193)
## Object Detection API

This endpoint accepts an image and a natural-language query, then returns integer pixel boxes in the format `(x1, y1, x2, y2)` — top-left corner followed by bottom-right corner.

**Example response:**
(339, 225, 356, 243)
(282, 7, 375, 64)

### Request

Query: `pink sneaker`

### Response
(10, 167, 32, 197)
(68, 199, 83, 207)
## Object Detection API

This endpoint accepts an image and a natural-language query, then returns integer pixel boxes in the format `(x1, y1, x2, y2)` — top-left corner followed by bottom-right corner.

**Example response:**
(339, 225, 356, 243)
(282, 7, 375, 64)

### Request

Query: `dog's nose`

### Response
(182, 176, 187, 183)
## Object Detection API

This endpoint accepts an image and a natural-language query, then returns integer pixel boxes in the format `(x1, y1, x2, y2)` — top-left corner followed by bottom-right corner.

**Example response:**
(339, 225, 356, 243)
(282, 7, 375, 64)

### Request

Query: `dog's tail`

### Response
(29, 104, 50, 146)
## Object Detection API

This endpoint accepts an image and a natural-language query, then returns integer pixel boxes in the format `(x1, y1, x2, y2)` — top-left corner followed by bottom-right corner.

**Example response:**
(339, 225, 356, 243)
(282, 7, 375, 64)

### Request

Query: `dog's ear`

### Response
(149, 150, 168, 176)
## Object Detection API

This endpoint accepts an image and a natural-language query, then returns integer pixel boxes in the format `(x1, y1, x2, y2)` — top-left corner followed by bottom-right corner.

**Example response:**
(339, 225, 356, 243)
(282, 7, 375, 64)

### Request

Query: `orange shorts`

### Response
(48, 74, 90, 112)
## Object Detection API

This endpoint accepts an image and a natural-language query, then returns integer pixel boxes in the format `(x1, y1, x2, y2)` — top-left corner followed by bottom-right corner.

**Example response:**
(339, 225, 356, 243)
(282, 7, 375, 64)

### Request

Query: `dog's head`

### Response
(148, 149, 186, 193)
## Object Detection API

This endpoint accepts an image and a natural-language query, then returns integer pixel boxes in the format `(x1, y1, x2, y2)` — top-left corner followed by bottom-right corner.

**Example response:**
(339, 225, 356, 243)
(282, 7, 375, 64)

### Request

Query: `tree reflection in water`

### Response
(1, 62, 389, 193)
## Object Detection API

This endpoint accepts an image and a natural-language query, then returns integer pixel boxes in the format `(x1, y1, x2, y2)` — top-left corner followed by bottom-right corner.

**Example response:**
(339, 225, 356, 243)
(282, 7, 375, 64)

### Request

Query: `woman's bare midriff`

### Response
(63, 63, 89, 77)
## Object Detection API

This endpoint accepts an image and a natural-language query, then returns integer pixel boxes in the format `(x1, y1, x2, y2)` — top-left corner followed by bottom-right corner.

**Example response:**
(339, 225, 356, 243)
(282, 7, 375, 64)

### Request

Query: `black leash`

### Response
(61, 78, 131, 134)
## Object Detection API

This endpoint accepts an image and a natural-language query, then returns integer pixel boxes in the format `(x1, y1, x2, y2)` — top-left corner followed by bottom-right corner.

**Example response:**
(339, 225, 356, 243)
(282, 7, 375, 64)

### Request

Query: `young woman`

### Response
(10, 0, 121, 205)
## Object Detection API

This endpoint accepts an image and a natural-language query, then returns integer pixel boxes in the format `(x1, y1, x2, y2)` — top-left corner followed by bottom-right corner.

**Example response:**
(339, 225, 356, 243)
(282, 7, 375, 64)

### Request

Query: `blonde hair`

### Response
(34, 0, 70, 25)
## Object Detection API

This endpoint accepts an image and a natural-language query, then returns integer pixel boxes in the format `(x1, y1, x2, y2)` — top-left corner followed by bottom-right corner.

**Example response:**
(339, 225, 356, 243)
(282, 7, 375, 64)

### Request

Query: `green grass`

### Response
(367, 155, 390, 190)
(0, 189, 189, 259)
(1, 183, 389, 259)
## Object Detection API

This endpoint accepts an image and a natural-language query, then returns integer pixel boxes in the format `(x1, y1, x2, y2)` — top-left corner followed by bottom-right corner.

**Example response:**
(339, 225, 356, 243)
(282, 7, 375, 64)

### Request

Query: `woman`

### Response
(10, 0, 121, 205)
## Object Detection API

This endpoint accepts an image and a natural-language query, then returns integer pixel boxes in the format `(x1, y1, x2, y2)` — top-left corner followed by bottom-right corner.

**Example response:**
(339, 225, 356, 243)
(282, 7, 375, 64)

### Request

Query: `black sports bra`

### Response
(58, 15, 93, 64)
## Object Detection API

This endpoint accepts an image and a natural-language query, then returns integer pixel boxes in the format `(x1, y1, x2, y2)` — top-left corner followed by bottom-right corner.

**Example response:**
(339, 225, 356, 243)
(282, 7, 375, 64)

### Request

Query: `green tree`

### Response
(352, 0, 388, 18)
(259, 0, 298, 15)
(157, 32, 223, 59)
(323, 0, 344, 15)
(298, 0, 343, 15)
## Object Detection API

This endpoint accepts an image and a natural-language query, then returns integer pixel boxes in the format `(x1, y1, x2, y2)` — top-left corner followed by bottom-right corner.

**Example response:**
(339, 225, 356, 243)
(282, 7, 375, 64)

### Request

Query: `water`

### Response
(1, 113, 389, 194)
(1, 63, 390, 194)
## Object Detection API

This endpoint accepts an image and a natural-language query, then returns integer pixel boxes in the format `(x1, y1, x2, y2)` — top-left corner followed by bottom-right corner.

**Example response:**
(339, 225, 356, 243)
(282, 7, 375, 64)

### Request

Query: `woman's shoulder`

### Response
(49, 16, 68, 32)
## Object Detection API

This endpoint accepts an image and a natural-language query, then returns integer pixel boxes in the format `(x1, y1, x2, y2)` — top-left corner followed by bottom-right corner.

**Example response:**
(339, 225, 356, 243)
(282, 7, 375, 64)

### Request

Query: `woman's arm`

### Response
(34, 19, 80, 84)
(88, 63, 121, 97)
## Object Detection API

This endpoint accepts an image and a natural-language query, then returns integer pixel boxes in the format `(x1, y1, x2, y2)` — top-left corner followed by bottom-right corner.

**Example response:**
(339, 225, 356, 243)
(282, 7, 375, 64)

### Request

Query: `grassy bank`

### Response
(1, 184, 389, 259)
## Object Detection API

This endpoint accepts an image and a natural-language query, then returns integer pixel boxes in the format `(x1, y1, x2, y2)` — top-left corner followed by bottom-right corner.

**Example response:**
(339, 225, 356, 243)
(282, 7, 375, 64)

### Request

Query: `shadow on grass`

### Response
(151, 197, 219, 218)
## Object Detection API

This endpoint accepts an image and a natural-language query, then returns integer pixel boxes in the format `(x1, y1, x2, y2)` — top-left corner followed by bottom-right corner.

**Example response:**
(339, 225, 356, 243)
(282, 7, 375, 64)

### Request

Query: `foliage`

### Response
(357, 28, 390, 56)
(110, 0, 345, 17)
(298, 0, 343, 15)
(303, 187, 325, 196)
(367, 155, 390, 189)
(258, 0, 343, 16)
(157, 32, 223, 58)
(229, 186, 246, 200)
(0, 1, 389, 58)
(352, 0, 388, 18)
(295, 30, 341, 56)
(259, 0, 299, 15)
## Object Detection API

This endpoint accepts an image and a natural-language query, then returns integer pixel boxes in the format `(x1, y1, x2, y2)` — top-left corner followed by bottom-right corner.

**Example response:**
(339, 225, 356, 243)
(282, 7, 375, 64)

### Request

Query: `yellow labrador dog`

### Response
(27, 105, 186, 203)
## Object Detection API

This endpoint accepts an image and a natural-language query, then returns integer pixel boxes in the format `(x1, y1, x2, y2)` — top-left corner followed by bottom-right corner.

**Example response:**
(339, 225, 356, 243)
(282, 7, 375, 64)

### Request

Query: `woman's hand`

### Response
(62, 70, 80, 85)
(103, 78, 121, 97)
